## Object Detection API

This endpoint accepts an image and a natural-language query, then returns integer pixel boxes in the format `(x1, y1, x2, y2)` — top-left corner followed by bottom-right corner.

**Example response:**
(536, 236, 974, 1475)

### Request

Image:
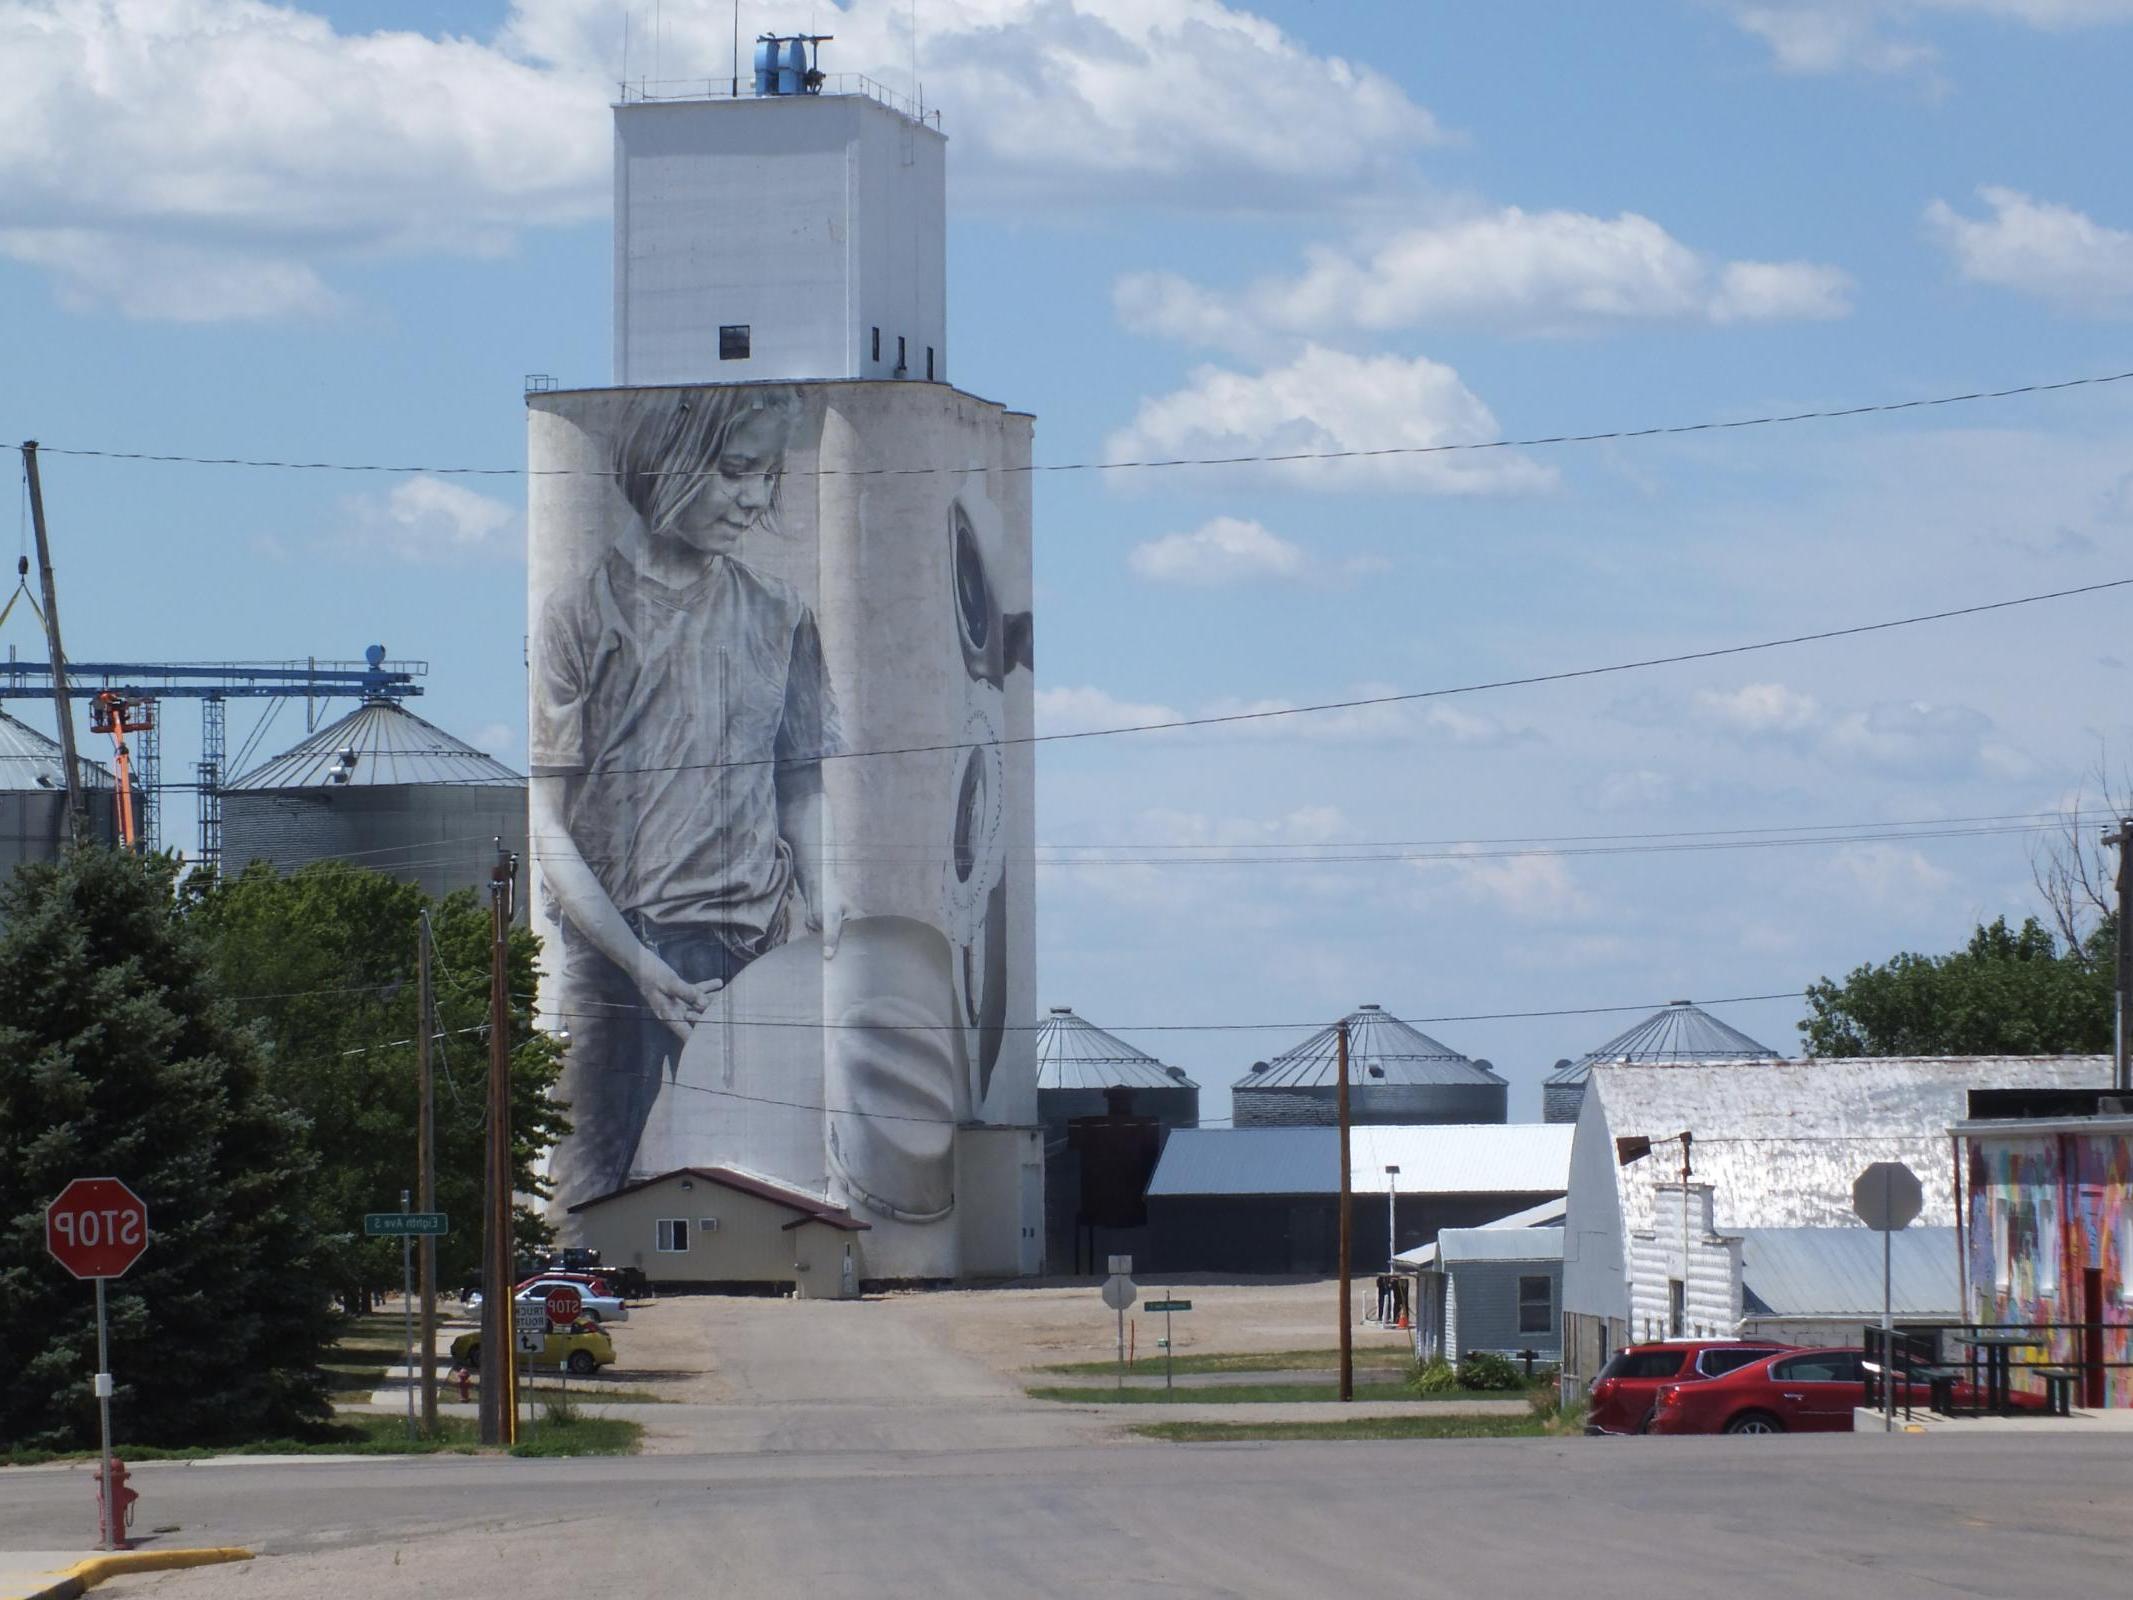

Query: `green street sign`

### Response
(363, 1212, 449, 1237)
(1146, 1299, 1192, 1313)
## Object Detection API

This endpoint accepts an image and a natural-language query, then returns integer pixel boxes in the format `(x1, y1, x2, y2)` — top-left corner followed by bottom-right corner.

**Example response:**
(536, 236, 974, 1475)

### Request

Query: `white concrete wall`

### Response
(1561, 1084, 1629, 1329)
(614, 95, 945, 387)
(956, 1125, 1044, 1278)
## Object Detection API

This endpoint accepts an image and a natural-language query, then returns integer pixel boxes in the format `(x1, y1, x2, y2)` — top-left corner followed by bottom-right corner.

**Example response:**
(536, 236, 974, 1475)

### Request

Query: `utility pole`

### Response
(478, 840, 519, 1446)
(2107, 819, 2133, 1094)
(20, 443, 86, 843)
(416, 908, 439, 1434)
(1336, 1019, 1353, 1403)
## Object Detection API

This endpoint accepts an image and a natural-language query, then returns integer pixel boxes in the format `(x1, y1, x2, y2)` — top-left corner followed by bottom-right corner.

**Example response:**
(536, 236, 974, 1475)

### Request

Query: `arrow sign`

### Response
(364, 1212, 450, 1237)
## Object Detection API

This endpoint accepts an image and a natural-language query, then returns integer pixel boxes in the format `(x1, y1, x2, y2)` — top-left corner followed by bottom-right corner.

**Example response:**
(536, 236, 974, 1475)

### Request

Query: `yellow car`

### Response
(451, 1322, 615, 1376)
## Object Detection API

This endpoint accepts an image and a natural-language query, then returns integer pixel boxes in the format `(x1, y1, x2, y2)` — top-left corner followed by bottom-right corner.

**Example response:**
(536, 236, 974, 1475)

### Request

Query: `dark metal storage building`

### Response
(1035, 1006, 1199, 1272)
(1231, 1004, 1506, 1128)
(1143, 1123, 1572, 1276)
(1542, 1000, 1780, 1124)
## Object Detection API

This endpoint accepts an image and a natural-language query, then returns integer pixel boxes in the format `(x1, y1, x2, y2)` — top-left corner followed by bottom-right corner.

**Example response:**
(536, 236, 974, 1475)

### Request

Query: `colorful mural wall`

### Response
(1966, 1127, 2133, 1407)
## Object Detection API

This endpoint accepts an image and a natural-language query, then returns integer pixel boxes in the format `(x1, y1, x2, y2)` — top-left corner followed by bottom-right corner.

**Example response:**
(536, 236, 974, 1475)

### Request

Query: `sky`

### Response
(5, 0, 2133, 1122)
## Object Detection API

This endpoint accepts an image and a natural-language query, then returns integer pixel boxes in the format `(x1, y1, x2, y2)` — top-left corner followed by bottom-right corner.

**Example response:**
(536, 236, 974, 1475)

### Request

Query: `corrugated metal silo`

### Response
(0, 709, 120, 881)
(1542, 999, 1780, 1124)
(220, 699, 526, 906)
(1231, 1003, 1507, 1127)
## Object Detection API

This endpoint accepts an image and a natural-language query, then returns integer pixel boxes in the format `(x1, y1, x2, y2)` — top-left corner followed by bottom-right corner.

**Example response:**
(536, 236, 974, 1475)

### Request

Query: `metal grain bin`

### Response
(1231, 1004, 1506, 1127)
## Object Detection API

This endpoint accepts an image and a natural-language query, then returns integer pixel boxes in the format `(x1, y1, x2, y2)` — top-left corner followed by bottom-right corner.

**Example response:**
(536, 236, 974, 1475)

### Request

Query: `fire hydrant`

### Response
(94, 1457, 137, 1550)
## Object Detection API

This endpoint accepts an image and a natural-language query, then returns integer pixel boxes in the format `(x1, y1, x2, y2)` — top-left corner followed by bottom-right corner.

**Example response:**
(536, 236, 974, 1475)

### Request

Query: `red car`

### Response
(1646, 1347, 2041, 1434)
(1586, 1340, 1795, 1435)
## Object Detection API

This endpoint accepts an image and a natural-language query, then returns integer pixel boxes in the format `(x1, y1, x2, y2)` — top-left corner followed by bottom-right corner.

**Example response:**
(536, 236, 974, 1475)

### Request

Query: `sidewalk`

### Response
(1854, 1405, 2133, 1434)
(0, 1550, 250, 1600)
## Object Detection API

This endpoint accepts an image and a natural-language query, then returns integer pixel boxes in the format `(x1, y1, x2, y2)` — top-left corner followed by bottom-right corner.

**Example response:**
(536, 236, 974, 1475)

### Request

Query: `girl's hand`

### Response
(631, 949, 724, 1042)
(811, 880, 849, 958)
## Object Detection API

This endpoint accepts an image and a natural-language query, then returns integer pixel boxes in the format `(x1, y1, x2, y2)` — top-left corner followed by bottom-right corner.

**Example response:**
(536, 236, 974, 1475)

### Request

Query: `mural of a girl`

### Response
(532, 384, 843, 1209)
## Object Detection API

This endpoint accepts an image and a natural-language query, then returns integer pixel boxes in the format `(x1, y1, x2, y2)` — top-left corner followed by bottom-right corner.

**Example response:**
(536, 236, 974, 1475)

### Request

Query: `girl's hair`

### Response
(611, 385, 803, 537)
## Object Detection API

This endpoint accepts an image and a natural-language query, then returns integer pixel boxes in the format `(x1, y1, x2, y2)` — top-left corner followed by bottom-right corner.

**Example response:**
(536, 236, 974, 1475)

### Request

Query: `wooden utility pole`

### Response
(2108, 819, 2133, 1094)
(416, 908, 439, 1434)
(1336, 1019, 1353, 1403)
(478, 841, 518, 1445)
(20, 442, 86, 843)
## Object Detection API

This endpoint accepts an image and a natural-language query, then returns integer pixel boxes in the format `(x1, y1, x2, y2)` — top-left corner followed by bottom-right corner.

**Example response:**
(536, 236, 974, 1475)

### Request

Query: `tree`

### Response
(189, 861, 569, 1304)
(0, 848, 339, 1450)
(1801, 915, 2112, 1058)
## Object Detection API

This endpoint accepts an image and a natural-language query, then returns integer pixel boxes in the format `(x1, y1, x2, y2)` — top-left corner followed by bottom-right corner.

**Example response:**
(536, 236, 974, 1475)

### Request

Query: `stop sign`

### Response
(544, 1285, 582, 1327)
(46, 1177, 150, 1280)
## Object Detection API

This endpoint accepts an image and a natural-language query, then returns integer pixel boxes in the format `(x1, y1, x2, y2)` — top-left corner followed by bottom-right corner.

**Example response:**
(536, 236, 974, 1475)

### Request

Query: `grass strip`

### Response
(1132, 1415, 1552, 1442)
(1025, 1381, 1507, 1405)
(4, 1411, 641, 1464)
(1039, 1349, 1411, 1378)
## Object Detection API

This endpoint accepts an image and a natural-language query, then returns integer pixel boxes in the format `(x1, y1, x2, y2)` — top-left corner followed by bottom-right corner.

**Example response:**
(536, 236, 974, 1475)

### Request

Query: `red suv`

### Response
(1586, 1340, 1795, 1435)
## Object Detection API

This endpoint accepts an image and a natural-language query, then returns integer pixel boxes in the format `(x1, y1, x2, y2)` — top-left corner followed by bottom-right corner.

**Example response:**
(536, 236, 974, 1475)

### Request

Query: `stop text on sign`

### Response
(51, 1209, 145, 1251)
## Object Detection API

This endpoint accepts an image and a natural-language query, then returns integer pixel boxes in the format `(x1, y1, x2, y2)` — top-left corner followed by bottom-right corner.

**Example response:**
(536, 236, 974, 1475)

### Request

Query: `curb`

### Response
(6, 1549, 253, 1600)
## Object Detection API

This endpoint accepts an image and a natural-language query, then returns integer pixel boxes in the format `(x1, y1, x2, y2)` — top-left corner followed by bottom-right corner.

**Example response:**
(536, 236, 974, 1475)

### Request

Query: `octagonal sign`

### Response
(1852, 1161, 1923, 1233)
(46, 1177, 151, 1280)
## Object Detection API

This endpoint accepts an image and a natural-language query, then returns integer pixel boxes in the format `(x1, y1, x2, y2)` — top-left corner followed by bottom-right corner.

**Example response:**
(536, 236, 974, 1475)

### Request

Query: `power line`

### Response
(522, 989, 1806, 1036)
(28, 366, 2133, 481)
(507, 574, 2133, 783)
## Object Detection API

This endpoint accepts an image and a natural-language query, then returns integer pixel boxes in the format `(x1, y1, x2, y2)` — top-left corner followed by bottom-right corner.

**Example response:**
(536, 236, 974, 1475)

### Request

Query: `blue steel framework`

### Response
(0, 648, 425, 866)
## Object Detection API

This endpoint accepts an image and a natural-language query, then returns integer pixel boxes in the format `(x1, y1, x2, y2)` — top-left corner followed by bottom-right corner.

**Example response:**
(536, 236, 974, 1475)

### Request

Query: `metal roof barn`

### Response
(220, 699, 526, 907)
(1738, 1226, 1958, 1321)
(1558, 1054, 2113, 1384)
(1544, 1000, 1779, 1123)
(1232, 1004, 1507, 1127)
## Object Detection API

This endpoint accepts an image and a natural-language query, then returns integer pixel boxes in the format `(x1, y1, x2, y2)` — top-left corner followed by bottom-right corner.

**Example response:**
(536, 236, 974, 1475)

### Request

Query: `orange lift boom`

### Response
(90, 691, 154, 851)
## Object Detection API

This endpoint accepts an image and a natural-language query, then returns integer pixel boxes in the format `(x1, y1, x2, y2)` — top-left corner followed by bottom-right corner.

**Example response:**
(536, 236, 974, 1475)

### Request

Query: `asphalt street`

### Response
(7, 1434, 2132, 1599)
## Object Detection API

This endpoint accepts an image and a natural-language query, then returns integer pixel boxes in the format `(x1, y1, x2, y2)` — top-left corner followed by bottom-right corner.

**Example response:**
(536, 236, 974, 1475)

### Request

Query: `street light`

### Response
(1385, 1164, 1401, 1273)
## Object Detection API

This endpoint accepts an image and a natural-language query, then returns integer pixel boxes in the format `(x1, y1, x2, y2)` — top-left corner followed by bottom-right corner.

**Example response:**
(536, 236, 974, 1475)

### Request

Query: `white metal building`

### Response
(1559, 1055, 2112, 1389)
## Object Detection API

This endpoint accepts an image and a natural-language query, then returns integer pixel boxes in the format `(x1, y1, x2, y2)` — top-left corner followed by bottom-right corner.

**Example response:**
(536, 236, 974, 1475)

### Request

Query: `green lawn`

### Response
(1025, 1381, 1511, 1405)
(3, 1411, 641, 1465)
(1132, 1415, 1553, 1442)
(1039, 1348, 1412, 1379)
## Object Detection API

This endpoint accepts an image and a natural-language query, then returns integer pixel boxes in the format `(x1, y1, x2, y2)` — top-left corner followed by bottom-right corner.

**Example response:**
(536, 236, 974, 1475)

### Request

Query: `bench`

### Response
(1906, 1365, 1964, 1415)
(2035, 1366, 2081, 1417)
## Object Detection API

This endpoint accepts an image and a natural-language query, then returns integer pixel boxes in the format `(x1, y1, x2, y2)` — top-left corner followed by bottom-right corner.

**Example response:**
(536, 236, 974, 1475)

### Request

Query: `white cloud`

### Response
(1128, 517, 1306, 585)
(1117, 209, 1851, 350)
(1034, 686, 1183, 737)
(1726, 1, 2133, 76)
(346, 476, 520, 562)
(0, 0, 1443, 320)
(0, 228, 344, 321)
(1105, 345, 1555, 495)
(1692, 682, 1822, 735)
(469, 720, 521, 758)
(1828, 842, 1956, 906)
(1416, 849, 1592, 922)
(1925, 187, 2133, 313)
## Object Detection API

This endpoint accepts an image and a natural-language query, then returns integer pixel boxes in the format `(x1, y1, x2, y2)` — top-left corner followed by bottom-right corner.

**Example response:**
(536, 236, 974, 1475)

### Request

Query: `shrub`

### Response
(1456, 1351, 1524, 1391)
(1409, 1356, 1460, 1395)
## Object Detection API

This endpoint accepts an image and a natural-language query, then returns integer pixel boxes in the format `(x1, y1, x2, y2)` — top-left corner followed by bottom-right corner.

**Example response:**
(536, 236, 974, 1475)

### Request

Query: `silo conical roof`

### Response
(226, 700, 522, 790)
(0, 709, 114, 791)
(1234, 1004, 1503, 1091)
(1036, 1006, 1197, 1092)
(1545, 1000, 1780, 1087)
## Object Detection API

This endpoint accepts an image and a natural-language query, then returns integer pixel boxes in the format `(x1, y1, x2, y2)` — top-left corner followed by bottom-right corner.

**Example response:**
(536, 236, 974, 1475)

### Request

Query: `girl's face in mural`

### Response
(667, 408, 788, 557)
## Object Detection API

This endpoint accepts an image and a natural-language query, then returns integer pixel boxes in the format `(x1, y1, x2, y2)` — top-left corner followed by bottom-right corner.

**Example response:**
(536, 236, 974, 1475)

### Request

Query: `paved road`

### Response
(6, 1435, 2130, 1599)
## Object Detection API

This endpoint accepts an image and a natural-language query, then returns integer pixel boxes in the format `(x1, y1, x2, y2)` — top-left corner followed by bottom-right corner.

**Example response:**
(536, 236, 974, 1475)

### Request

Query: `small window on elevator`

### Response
(896, 335, 907, 374)
(926, 346, 935, 381)
(871, 326, 881, 362)
(719, 325, 751, 361)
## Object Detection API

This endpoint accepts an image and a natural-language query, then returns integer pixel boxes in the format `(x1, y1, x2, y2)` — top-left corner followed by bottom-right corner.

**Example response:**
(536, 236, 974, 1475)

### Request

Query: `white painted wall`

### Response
(614, 94, 946, 387)
(1627, 1184, 1743, 1341)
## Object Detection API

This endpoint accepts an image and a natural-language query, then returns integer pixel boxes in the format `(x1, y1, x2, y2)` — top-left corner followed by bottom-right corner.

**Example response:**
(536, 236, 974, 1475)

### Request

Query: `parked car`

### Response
(451, 1320, 614, 1376)
(1586, 1340, 1796, 1435)
(1645, 1347, 2043, 1434)
(516, 1270, 618, 1300)
(469, 1277, 630, 1323)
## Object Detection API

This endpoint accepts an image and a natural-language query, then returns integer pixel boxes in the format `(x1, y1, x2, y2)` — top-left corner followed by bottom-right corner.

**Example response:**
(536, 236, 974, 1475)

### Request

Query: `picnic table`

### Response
(1948, 1328, 2034, 1415)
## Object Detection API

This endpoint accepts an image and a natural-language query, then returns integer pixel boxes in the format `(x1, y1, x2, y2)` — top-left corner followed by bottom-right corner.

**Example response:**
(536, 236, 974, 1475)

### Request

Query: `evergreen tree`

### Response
(0, 849, 338, 1450)
(1801, 914, 2114, 1058)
